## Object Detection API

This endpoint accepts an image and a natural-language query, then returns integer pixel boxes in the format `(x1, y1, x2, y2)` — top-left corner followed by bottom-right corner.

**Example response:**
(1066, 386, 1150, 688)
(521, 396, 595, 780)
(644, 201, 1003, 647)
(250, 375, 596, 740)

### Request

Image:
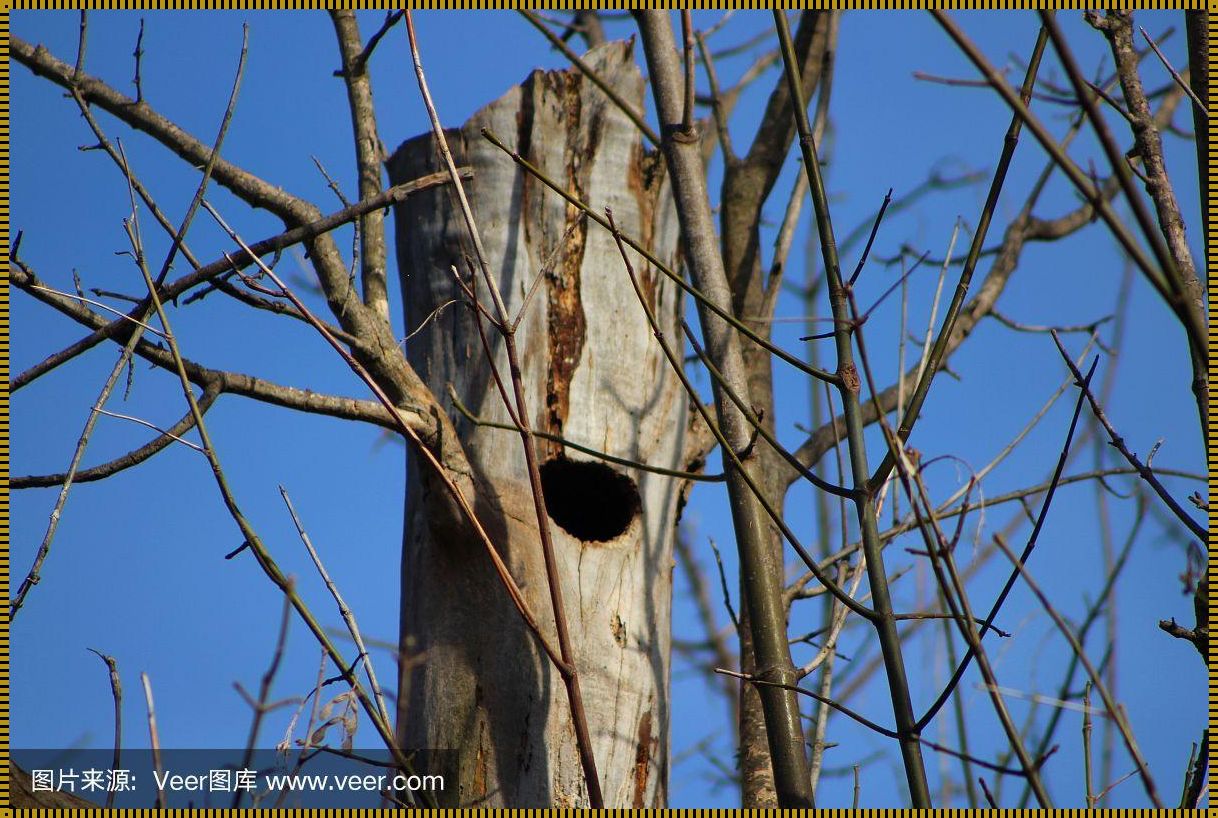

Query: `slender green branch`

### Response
(773, 10, 929, 806)
(682, 321, 852, 497)
(932, 11, 1204, 361)
(607, 210, 871, 621)
(869, 24, 1050, 490)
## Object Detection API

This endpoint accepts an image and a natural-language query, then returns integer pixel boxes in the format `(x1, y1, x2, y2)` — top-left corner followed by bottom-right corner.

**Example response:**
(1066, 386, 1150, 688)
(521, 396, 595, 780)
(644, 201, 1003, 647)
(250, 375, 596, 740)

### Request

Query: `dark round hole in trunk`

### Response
(539, 456, 640, 543)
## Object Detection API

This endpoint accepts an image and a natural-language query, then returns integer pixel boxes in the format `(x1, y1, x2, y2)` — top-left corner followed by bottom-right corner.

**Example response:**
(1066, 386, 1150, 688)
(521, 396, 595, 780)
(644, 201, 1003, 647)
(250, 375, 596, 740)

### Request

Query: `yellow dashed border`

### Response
(0, 2, 1211, 813)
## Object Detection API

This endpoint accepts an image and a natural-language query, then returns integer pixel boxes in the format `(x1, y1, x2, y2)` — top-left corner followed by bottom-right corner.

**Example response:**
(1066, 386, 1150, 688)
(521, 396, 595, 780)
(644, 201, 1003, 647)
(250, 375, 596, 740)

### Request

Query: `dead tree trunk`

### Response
(387, 41, 684, 806)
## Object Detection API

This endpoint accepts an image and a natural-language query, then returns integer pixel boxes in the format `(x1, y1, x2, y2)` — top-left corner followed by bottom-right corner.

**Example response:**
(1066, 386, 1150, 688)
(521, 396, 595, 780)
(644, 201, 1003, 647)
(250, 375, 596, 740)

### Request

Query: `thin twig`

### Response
(1051, 332, 1205, 540)
(11, 334, 143, 618)
(131, 19, 145, 103)
(87, 648, 122, 809)
(717, 668, 1038, 778)
(1139, 26, 1208, 117)
(280, 486, 391, 728)
(141, 673, 166, 809)
(707, 537, 740, 633)
(26, 285, 165, 336)
(403, 12, 603, 803)
(1084, 682, 1096, 807)
(448, 386, 723, 482)
(674, 532, 738, 722)
(233, 589, 295, 808)
(847, 188, 893, 288)
(979, 776, 999, 807)
(694, 29, 735, 160)
(95, 408, 204, 452)
(774, 9, 929, 804)
(991, 533, 1163, 806)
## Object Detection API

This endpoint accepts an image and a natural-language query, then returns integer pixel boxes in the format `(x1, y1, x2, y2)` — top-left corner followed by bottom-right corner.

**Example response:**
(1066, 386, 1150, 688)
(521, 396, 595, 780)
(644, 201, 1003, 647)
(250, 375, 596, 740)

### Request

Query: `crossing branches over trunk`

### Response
(635, 12, 816, 807)
(387, 42, 686, 806)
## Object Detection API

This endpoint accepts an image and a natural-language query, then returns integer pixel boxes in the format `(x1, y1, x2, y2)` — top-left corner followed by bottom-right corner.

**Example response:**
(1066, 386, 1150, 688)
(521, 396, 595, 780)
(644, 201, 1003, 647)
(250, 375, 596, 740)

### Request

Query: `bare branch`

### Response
(280, 487, 392, 727)
(12, 260, 401, 430)
(933, 13, 1204, 363)
(13, 170, 464, 393)
(869, 24, 1050, 491)
(1139, 26, 1207, 116)
(12, 385, 222, 488)
(1082, 11, 1207, 433)
(86, 648, 123, 809)
(11, 34, 415, 403)
(330, 10, 391, 322)
(1051, 332, 1206, 541)
(722, 11, 830, 320)
(992, 534, 1164, 806)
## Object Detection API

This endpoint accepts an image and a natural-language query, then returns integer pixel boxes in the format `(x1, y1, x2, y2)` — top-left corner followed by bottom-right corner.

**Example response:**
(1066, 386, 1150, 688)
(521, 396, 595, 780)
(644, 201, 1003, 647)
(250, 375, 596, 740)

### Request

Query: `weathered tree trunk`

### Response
(387, 42, 684, 807)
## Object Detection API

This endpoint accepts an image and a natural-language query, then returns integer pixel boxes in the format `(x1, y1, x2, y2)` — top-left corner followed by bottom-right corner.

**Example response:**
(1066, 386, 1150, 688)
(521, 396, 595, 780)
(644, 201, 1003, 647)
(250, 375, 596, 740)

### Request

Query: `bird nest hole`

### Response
(539, 456, 640, 543)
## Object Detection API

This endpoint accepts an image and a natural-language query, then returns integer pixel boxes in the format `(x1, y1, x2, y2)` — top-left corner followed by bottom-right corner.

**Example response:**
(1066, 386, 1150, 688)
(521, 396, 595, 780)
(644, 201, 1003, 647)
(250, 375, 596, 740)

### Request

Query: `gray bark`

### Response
(387, 41, 684, 806)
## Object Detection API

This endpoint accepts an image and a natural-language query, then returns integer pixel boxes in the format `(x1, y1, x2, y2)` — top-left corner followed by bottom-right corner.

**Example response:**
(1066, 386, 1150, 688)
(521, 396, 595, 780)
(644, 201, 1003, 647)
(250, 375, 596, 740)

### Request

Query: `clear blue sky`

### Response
(11, 10, 1206, 807)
